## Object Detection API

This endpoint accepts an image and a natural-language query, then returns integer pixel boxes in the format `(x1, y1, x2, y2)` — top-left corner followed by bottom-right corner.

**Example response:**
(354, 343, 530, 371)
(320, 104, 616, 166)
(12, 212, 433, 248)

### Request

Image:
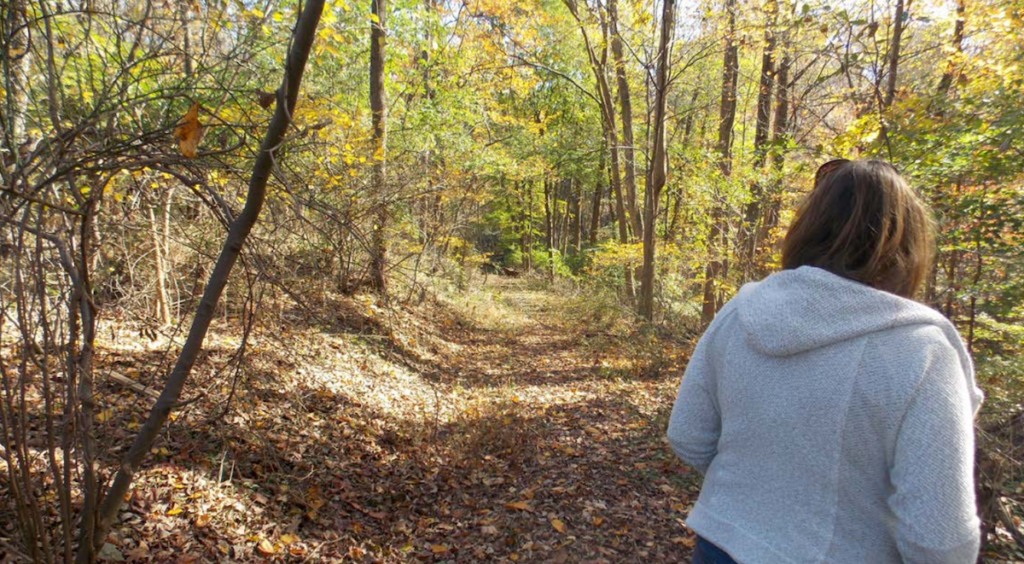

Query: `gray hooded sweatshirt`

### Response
(668, 266, 983, 564)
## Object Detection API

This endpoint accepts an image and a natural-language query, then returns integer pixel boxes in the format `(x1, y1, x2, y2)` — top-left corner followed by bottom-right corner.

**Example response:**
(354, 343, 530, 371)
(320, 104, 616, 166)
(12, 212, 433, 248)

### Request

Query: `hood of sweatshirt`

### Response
(737, 266, 975, 376)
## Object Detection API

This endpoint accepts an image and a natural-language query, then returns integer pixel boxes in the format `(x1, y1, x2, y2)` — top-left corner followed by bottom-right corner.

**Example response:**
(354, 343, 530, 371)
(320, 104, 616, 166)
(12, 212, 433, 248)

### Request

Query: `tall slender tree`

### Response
(609, 0, 642, 240)
(740, 0, 778, 276)
(934, 0, 966, 103)
(565, 0, 635, 296)
(702, 0, 740, 326)
(884, 0, 907, 108)
(589, 150, 606, 246)
(639, 0, 677, 320)
(369, 0, 389, 292)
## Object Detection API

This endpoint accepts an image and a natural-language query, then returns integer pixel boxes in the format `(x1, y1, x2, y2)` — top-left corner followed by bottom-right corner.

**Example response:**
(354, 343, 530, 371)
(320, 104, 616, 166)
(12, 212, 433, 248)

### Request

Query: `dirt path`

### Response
(87, 278, 699, 563)
(379, 278, 701, 563)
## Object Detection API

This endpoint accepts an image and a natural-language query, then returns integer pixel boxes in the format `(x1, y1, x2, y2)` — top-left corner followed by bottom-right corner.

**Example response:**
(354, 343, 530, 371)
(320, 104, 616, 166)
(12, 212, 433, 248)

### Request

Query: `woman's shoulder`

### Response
(866, 322, 960, 367)
(862, 322, 982, 414)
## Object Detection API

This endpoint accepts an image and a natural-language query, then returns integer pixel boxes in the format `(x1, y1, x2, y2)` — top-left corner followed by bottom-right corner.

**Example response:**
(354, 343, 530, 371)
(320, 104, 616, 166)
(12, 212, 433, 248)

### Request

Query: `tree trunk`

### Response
(751, 1, 777, 170)
(933, 0, 965, 117)
(559, 179, 571, 254)
(0, 0, 32, 253)
(81, 2, 325, 560)
(715, 0, 740, 176)
(368, 0, 389, 292)
(416, 0, 438, 260)
(945, 248, 959, 319)
(589, 150, 606, 246)
(607, 125, 636, 297)
(525, 181, 534, 270)
(517, 182, 528, 267)
(149, 188, 176, 327)
(884, 0, 907, 108)
(740, 0, 778, 276)
(966, 233, 983, 354)
(564, 0, 635, 297)
(936, 0, 965, 98)
(76, 196, 101, 564)
(544, 179, 555, 280)
(4, 0, 32, 150)
(668, 89, 699, 242)
(639, 0, 676, 321)
(925, 254, 940, 307)
(571, 178, 582, 254)
(609, 0, 642, 240)
(754, 23, 793, 276)
(927, 0, 965, 307)
(701, 0, 739, 326)
(943, 179, 964, 320)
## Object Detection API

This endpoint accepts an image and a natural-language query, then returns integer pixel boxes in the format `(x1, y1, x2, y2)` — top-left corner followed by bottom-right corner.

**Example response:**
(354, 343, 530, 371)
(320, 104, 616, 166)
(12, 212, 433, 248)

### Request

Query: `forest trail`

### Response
(83, 278, 699, 563)
(345, 276, 702, 563)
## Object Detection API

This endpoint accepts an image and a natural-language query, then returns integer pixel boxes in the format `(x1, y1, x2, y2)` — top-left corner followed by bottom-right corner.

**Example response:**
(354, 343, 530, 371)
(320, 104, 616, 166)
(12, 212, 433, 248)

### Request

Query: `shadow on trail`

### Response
(141, 376, 695, 563)
(94, 277, 697, 562)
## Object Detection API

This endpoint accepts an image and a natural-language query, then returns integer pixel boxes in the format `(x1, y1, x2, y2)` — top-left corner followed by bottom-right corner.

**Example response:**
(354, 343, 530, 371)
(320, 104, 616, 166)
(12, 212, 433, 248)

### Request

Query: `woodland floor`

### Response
(30, 276, 700, 563)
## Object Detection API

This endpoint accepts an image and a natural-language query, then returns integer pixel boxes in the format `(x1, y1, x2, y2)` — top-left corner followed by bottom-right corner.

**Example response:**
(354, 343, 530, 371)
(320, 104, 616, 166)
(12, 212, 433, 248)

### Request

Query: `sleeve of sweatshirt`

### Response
(889, 339, 981, 564)
(666, 324, 722, 475)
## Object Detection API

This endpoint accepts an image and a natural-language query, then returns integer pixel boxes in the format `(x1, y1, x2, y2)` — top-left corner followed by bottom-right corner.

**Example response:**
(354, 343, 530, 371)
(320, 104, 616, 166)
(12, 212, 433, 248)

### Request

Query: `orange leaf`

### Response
(175, 103, 206, 158)
(194, 513, 211, 527)
(672, 536, 696, 548)
(551, 519, 567, 533)
(504, 501, 532, 512)
(430, 544, 449, 554)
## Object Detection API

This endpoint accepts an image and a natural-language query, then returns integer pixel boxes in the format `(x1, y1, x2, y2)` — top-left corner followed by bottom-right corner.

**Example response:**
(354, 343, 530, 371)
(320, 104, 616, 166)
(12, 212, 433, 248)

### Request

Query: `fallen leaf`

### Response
(194, 513, 211, 527)
(672, 536, 696, 548)
(505, 501, 532, 512)
(430, 544, 449, 554)
(279, 533, 299, 545)
(551, 519, 567, 533)
(166, 507, 183, 516)
(256, 539, 276, 556)
(125, 541, 149, 562)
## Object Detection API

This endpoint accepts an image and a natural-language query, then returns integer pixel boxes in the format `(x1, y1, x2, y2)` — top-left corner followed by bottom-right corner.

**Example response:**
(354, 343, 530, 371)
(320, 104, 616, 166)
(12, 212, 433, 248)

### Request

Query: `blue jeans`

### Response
(691, 536, 738, 564)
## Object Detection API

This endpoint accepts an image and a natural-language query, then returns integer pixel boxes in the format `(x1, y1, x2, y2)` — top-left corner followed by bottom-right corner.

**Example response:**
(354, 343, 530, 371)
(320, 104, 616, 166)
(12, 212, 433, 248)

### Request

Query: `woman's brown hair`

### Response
(781, 159, 935, 298)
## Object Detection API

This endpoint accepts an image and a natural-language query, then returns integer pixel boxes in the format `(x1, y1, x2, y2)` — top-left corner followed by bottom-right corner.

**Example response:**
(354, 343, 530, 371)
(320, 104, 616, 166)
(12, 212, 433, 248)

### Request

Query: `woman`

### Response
(667, 159, 983, 564)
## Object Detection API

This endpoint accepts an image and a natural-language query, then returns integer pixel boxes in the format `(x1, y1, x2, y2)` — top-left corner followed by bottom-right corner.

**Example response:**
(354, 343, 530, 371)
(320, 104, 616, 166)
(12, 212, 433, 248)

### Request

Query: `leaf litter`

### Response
(8, 278, 700, 562)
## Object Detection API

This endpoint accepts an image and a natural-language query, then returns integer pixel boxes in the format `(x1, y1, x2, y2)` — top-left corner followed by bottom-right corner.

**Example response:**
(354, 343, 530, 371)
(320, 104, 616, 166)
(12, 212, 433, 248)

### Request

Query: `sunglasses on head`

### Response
(814, 158, 851, 186)
(815, 158, 900, 186)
